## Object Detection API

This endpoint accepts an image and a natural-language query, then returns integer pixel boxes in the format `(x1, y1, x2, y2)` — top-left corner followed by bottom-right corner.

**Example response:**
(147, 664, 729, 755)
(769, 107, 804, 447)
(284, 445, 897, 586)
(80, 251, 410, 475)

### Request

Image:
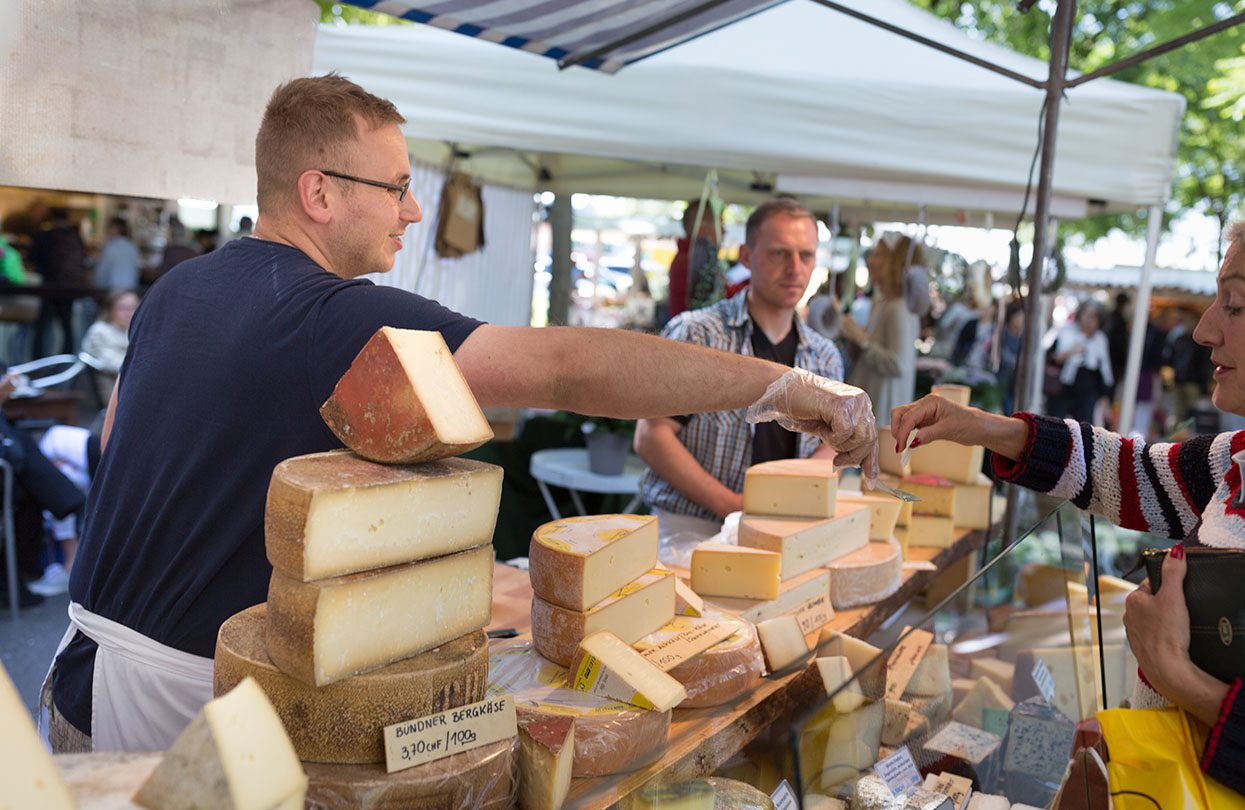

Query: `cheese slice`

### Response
(265, 545, 493, 686)
(742, 458, 838, 518)
(952, 677, 1014, 729)
(900, 474, 957, 517)
(133, 677, 307, 810)
(690, 542, 782, 599)
(215, 604, 488, 764)
(909, 440, 984, 485)
(825, 539, 902, 609)
(530, 568, 675, 667)
(517, 715, 574, 810)
(816, 656, 866, 712)
(266, 450, 502, 581)
(816, 628, 885, 696)
(528, 514, 658, 611)
(635, 616, 765, 708)
(951, 474, 994, 530)
(320, 327, 492, 464)
(836, 491, 903, 541)
(737, 506, 870, 579)
(571, 631, 686, 711)
(906, 643, 952, 697)
(0, 663, 74, 809)
(756, 614, 810, 672)
(931, 383, 971, 406)
(810, 701, 885, 791)
(878, 427, 911, 478)
(905, 513, 957, 549)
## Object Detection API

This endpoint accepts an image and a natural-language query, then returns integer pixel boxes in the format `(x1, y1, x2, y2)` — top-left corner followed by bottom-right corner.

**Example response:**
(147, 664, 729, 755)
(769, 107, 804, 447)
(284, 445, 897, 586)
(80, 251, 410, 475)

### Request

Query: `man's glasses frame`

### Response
(320, 169, 410, 203)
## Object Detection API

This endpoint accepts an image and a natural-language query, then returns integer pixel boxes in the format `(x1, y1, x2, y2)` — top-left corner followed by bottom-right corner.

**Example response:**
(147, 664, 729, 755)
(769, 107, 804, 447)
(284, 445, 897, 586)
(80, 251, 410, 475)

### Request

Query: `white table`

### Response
(529, 447, 646, 519)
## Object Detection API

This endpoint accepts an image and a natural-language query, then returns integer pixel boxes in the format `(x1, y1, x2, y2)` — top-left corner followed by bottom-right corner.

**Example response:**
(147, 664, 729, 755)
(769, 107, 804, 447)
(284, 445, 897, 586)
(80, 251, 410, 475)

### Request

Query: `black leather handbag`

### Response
(1142, 546, 1245, 683)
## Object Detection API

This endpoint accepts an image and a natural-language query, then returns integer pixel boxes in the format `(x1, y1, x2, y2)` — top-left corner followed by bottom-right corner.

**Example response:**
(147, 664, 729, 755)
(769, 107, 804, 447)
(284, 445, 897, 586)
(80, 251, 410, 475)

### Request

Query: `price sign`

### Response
(383, 695, 516, 773)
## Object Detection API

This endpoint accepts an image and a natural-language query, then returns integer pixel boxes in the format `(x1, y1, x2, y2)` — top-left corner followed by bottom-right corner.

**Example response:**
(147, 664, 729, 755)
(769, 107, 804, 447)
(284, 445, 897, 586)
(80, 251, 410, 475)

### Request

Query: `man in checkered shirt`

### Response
(637, 198, 844, 539)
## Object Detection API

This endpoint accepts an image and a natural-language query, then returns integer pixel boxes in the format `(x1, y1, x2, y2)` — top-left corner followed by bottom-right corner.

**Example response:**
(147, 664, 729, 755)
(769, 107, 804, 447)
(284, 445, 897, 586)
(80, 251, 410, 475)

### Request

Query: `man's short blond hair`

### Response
(255, 74, 405, 214)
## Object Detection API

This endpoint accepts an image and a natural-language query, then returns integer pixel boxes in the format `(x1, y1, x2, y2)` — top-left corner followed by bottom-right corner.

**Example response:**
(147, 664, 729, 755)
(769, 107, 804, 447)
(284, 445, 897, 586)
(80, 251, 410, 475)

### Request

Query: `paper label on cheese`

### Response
(1032, 657, 1057, 702)
(634, 617, 737, 672)
(923, 772, 974, 809)
(770, 780, 799, 810)
(924, 721, 1002, 764)
(383, 695, 516, 773)
(884, 628, 934, 700)
(875, 747, 923, 796)
(795, 591, 833, 634)
(572, 654, 656, 709)
(534, 515, 653, 555)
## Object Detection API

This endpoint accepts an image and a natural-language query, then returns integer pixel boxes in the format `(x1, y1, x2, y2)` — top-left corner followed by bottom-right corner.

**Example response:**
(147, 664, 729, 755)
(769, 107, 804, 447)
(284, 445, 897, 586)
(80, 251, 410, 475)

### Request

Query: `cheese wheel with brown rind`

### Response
(632, 615, 765, 709)
(489, 642, 670, 777)
(825, 539, 902, 609)
(215, 604, 487, 764)
(530, 568, 674, 667)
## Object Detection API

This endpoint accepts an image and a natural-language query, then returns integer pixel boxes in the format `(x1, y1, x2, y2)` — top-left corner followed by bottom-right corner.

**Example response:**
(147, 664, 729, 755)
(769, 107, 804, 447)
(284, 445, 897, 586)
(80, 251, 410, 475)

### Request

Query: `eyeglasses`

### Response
(320, 169, 411, 203)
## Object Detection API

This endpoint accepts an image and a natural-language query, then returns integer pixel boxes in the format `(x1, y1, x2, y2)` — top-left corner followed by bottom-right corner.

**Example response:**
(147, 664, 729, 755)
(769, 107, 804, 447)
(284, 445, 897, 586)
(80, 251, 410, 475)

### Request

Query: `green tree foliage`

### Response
(317, 2, 409, 26)
(912, 1, 1245, 248)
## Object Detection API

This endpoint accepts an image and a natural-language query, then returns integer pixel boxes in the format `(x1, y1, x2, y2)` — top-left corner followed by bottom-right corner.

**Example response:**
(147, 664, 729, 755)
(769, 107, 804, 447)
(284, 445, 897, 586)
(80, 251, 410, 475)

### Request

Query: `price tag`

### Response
(923, 772, 974, 810)
(1032, 656, 1057, 703)
(770, 779, 799, 810)
(884, 627, 934, 701)
(637, 617, 736, 672)
(383, 695, 516, 773)
(924, 721, 1002, 764)
(875, 747, 922, 795)
(795, 590, 834, 634)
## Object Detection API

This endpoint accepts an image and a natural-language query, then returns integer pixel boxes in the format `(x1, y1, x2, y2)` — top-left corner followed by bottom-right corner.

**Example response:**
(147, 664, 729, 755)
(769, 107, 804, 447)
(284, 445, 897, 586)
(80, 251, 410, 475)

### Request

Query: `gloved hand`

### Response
(746, 368, 880, 479)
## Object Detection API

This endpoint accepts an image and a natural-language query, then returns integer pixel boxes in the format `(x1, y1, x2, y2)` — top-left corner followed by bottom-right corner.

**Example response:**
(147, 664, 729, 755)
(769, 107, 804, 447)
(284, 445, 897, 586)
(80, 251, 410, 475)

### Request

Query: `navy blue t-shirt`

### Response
(54, 238, 483, 731)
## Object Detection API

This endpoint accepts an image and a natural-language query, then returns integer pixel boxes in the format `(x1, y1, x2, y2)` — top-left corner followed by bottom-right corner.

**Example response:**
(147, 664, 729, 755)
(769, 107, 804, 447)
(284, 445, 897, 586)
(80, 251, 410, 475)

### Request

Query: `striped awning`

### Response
(340, 0, 782, 72)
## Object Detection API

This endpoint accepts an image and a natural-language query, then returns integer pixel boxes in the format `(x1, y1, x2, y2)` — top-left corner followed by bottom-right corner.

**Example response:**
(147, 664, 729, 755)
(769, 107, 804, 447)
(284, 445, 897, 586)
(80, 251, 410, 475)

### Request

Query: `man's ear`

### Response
(297, 170, 334, 225)
(738, 244, 753, 271)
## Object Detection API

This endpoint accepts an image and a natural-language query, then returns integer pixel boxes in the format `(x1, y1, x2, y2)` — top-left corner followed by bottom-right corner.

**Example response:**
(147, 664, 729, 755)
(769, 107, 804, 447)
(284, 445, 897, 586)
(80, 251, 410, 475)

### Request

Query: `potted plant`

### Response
(553, 413, 636, 475)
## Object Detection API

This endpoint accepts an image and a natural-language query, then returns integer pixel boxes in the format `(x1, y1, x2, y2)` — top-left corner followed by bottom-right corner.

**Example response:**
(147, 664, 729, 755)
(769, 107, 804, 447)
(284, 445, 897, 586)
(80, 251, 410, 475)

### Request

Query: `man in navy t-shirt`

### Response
(48, 75, 880, 751)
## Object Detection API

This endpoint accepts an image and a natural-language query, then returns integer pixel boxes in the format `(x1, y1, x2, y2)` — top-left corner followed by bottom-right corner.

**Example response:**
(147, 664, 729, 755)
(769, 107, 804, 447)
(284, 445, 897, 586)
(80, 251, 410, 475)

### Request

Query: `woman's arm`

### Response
(851, 301, 904, 378)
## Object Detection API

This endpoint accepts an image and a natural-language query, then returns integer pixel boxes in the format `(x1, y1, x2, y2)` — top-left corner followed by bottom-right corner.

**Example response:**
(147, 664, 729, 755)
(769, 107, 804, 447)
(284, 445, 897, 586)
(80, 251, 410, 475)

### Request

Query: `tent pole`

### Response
(1117, 204, 1164, 436)
(548, 194, 574, 326)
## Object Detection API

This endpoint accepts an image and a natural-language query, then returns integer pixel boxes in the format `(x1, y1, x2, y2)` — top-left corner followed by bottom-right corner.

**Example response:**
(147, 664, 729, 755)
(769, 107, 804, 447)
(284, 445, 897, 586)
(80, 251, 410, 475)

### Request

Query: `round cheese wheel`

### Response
(489, 642, 670, 777)
(632, 616, 765, 709)
(214, 604, 488, 764)
(826, 539, 902, 609)
(527, 514, 657, 611)
(303, 738, 517, 809)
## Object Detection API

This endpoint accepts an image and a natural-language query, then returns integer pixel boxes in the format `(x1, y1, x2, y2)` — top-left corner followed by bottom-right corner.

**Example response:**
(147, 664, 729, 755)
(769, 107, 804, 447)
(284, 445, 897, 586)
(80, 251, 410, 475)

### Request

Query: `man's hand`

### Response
(746, 369, 878, 477)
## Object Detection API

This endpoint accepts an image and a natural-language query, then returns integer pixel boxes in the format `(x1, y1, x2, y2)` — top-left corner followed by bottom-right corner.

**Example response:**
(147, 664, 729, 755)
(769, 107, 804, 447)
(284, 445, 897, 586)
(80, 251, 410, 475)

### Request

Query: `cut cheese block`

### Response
(489, 643, 670, 777)
(816, 628, 885, 696)
(635, 616, 764, 708)
(906, 644, 951, 697)
(214, 604, 487, 764)
(878, 427, 911, 478)
(266, 450, 502, 581)
(571, 631, 686, 711)
(799, 700, 884, 792)
(673, 577, 705, 617)
(907, 693, 952, 727)
(969, 658, 1016, 695)
(0, 662, 74, 808)
(517, 715, 574, 810)
(133, 677, 306, 810)
(952, 676, 1014, 730)
(904, 513, 956, 550)
(737, 506, 870, 579)
(530, 568, 674, 667)
(880, 699, 912, 746)
(707, 568, 832, 634)
(689, 542, 781, 599)
(528, 514, 658, 611)
(756, 614, 810, 672)
(320, 327, 492, 464)
(931, 383, 971, 406)
(952, 475, 994, 530)
(1012, 644, 1137, 722)
(265, 545, 493, 686)
(825, 539, 902, 609)
(742, 458, 838, 518)
(836, 491, 902, 541)
(909, 440, 984, 485)
(900, 474, 956, 517)
(303, 738, 516, 810)
(816, 656, 866, 712)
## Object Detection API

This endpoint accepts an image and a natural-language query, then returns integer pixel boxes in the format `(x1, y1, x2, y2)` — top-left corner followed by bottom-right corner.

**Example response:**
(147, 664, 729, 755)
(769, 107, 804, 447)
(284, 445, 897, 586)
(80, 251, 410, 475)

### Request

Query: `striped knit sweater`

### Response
(990, 412, 1245, 795)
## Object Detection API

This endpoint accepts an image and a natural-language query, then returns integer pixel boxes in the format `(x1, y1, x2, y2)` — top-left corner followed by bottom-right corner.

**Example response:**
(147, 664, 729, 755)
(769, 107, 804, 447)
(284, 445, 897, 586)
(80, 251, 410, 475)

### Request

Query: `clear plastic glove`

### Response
(746, 368, 880, 480)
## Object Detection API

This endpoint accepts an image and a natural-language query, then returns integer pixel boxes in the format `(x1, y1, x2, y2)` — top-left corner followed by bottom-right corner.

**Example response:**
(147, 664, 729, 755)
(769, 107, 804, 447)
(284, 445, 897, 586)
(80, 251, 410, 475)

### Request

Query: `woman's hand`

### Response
(839, 316, 870, 346)
(890, 394, 1029, 460)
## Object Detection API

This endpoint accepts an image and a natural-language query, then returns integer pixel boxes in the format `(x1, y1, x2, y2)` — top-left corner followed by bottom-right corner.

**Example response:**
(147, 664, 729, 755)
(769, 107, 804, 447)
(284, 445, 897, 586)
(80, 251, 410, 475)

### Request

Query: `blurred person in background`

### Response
(93, 218, 140, 292)
(81, 290, 138, 403)
(1046, 300, 1113, 424)
(29, 207, 88, 358)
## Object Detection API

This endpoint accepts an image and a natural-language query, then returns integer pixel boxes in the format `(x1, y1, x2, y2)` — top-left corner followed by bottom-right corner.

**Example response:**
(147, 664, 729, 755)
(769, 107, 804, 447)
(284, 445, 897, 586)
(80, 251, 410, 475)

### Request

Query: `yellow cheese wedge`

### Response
(0, 663, 74, 808)
(836, 491, 903, 541)
(951, 474, 994, 530)
(690, 542, 782, 599)
(738, 506, 870, 579)
(816, 656, 867, 712)
(528, 514, 658, 611)
(571, 631, 686, 711)
(905, 514, 957, 549)
(756, 614, 810, 671)
(900, 474, 957, 517)
(743, 458, 838, 518)
(909, 440, 984, 485)
(707, 568, 833, 634)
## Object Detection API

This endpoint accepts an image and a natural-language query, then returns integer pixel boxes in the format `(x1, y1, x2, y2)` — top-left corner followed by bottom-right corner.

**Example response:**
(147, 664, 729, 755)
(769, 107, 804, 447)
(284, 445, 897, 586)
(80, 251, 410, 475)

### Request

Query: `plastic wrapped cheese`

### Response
(488, 643, 670, 777)
(825, 539, 902, 609)
(633, 614, 765, 708)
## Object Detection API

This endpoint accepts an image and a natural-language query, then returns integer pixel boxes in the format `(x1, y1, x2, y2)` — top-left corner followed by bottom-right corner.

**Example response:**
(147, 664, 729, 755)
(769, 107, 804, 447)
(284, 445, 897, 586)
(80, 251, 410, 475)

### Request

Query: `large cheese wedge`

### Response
(635, 616, 765, 708)
(689, 542, 781, 599)
(816, 628, 886, 696)
(900, 474, 956, 517)
(265, 545, 493, 686)
(0, 663, 74, 808)
(531, 568, 674, 667)
(517, 715, 574, 810)
(952, 474, 994, 530)
(952, 677, 1014, 729)
(708, 568, 832, 633)
(303, 738, 516, 810)
(816, 656, 866, 712)
(836, 491, 903, 541)
(490, 643, 670, 777)
(215, 604, 487, 764)
(528, 514, 658, 611)
(881, 699, 912, 746)
(756, 614, 810, 672)
(904, 513, 957, 549)
(905, 643, 951, 697)
(799, 700, 884, 792)
(570, 631, 686, 711)
(909, 440, 984, 485)
(133, 677, 306, 810)
(320, 327, 492, 464)
(825, 538, 902, 609)
(266, 450, 502, 581)
(737, 506, 870, 579)
(742, 458, 838, 517)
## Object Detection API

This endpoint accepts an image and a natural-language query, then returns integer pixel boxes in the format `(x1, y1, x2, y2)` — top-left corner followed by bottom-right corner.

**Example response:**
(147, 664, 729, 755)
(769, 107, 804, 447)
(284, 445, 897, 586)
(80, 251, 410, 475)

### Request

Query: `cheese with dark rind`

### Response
(528, 514, 658, 611)
(265, 545, 493, 686)
(266, 450, 502, 581)
(303, 738, 517, 809)
(517, 715, 574, 810)
(530, 568, 674, 667)
(319, 327, 492, 464)
(634, 615, 765, 708)
(214, 604, 487, 764)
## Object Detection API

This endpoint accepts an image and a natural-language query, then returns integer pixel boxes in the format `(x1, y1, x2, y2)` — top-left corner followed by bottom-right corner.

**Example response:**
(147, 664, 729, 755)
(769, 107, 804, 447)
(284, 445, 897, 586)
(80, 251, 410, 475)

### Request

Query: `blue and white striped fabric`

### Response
(341, 0, 782, 73)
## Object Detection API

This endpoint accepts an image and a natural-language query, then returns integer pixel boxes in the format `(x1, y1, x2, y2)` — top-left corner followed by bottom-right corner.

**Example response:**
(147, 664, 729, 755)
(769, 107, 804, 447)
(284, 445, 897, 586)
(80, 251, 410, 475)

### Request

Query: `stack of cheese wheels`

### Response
(215, 328, 514, 802)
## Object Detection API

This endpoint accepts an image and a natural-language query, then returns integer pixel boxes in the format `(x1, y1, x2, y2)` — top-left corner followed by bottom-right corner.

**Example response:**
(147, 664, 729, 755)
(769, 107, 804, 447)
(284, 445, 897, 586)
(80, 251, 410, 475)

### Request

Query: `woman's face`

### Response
(110, 293, 139, 331)
(1194, 238, 1245, 415)
(1077, 306, 1100, 335)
